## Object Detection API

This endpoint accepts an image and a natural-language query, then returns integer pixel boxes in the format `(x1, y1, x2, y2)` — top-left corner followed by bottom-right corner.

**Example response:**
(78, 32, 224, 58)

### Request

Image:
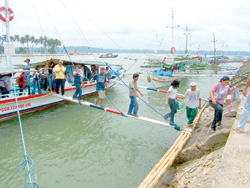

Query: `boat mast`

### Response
(212, 33, 216, 60)
(154, 34, 158, 57)
(184, 25, 190, 54)
(4, 0, 10, 66)
(171, 8, 174, 48)
(4, 0, 10, 41)
(167, 7, 179, 60)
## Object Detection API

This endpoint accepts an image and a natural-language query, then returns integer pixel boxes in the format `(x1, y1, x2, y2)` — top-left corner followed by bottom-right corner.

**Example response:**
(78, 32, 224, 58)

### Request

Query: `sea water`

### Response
(0, 53, 241, 187)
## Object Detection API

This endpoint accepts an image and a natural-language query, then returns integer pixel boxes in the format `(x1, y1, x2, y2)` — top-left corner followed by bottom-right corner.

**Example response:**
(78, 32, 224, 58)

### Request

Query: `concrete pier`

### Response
(212, 90, 250, 188)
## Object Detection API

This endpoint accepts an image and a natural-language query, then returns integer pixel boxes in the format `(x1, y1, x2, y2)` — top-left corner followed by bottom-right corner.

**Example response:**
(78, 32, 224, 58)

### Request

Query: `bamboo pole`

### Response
(141, 133, 187, 188)
(148, 134, 190, 187)
(139, 133, 185, 188)
(147, 133, 189, 188)
(138, 101, 208, 188)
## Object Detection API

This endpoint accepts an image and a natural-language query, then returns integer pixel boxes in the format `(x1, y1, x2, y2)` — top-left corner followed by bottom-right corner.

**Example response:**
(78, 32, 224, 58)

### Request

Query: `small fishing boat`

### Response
(146, 61, 185, 88)
(150, 71, 183, 88)
(0, 58, 123, 121)
(99, 53, 118, 58)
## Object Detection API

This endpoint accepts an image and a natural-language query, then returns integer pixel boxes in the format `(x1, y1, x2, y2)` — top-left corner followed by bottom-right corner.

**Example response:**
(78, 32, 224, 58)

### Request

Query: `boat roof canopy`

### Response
(0, 66, 30, 75)
(29, 58, 122, 67)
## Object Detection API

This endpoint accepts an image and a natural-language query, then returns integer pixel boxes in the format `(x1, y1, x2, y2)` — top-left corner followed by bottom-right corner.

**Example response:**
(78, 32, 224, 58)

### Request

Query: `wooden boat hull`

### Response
(151, 75, 183, 88)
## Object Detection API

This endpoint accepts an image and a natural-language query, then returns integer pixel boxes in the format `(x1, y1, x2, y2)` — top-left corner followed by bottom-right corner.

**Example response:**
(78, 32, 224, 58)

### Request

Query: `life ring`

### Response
(0, 6, 14, 22)
(171, 47, 176, 54)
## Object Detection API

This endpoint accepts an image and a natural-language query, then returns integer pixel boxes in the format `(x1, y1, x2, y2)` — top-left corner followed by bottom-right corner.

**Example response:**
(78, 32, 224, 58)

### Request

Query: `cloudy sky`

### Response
(3, 0, 250, 52)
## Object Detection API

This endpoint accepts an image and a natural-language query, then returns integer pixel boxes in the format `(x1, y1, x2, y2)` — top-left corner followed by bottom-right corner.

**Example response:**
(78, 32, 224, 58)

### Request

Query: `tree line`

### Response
(0, 34, 62, 54)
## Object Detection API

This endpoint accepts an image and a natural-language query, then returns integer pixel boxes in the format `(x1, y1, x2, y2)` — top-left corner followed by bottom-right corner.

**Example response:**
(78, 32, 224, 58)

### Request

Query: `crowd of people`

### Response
(163, 63, 187, 73)
(2, 58, 250, 134)
(0, 58, 111, 98)
(127, 73, 243, 131)
(1, 57, 250, 135)
(164, 76, 235, 129)
(127, 74, 201, 126)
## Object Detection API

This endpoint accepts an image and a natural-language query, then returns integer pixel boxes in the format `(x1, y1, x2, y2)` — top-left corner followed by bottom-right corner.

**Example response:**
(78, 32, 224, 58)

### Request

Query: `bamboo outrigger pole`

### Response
(53, 95, 181, 129)
(138, 101, 208, 188)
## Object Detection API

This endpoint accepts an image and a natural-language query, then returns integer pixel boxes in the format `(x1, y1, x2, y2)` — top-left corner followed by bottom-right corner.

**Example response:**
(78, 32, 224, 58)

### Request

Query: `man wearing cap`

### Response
(127, 73, 143, 117)
(90, 67, 108, 107)
(184, 82, 201, 127)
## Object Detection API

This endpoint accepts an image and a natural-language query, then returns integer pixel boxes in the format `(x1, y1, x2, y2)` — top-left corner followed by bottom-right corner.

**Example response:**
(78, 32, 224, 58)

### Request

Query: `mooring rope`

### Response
(97, 90, 125, 116)
(18, 155, 39, 188)
(6, 36, 39, 187)
(105, 63, 181, 130)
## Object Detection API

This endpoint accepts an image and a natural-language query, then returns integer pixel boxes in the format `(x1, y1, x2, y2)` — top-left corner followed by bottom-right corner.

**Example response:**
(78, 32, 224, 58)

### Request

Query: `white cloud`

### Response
(3, 0, 250, 51)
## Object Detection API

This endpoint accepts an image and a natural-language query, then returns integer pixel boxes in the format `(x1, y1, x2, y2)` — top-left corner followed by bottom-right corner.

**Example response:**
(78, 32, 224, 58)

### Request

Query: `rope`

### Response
(63, 45, 76, 88)
(105, 63, 181, 130)
(39, 0, 63, 43)
(126, 59, 138, 73)
(70, 0, 124, 50)
(62, 46, 125, 115)
(58, 0, 96, 56)
(18, 155, 39, 188)
(6, 36, 39, 187)
(87, 76, 125, 116)
(98, 90, 125, 116)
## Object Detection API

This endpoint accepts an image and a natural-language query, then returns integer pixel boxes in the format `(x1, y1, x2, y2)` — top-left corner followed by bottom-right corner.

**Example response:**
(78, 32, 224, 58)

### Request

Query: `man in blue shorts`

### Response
(90, 68, 108, 107)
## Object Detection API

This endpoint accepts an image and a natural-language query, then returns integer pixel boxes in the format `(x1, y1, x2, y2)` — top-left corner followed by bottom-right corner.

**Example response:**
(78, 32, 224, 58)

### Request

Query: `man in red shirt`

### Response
(19, 72, 30, 95)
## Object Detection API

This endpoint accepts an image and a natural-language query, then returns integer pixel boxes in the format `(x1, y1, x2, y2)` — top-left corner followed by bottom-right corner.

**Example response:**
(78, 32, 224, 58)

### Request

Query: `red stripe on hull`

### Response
(0, 100, 67, 120)
(152, 79, 173, 83)
(0, 93, 47, 104)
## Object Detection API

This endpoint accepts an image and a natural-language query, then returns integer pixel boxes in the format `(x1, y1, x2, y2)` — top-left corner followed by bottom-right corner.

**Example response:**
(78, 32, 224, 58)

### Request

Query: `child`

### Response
(185, 82, 201, 127)
(164, 79, 184, 125)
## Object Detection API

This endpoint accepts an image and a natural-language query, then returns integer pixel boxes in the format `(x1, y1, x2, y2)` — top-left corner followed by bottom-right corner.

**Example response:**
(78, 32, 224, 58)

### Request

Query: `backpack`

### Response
(16, 76, 20, 85)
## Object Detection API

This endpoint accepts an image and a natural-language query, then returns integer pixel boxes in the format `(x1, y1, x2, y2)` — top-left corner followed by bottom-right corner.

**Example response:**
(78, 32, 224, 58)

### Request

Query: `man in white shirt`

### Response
(185, 82, 201, 126)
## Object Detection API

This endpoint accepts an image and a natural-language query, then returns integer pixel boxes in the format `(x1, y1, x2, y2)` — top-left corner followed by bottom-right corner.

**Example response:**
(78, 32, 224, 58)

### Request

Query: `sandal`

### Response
(232, 127, 243, 133)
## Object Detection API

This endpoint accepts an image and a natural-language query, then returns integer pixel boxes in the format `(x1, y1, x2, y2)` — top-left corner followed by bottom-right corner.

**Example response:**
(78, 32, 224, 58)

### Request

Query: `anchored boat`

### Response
(0, 58, 123, 121)
(99, 53, 118, 58)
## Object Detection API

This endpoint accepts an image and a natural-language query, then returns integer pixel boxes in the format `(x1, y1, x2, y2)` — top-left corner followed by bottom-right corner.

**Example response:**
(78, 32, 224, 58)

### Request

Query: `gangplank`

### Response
(53, 95, 180, 130)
